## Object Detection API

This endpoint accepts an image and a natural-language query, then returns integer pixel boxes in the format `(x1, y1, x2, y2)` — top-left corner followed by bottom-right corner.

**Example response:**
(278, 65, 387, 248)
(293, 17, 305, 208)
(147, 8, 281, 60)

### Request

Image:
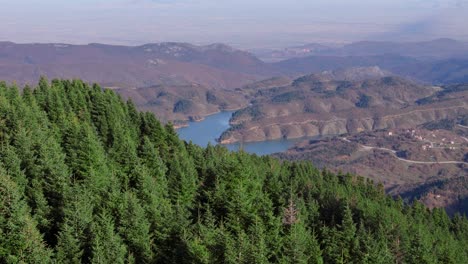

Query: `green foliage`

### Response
(416, 83, 468, 105)
(0, 170, 52, 263)
(271, 91, 305, 103)
(422, 118, 456, 131)
(205, 91, 218, 104)
(231, 105, 263, 120)
(355, 93, 372, 108)
(90, 213, 127, 264)
(0, 79, 467, 263)
(173, 99, 193, 113)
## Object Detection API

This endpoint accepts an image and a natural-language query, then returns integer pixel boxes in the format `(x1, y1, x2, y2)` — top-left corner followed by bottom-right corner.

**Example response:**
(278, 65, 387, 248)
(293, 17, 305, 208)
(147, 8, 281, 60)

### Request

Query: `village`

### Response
(340, 126, 468, 165)
(388, 128, 466, 151)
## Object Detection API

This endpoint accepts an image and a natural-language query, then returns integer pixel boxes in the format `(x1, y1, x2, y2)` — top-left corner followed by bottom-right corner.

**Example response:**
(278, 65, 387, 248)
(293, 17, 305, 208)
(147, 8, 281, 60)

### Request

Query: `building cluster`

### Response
(387, 129, 462, 151)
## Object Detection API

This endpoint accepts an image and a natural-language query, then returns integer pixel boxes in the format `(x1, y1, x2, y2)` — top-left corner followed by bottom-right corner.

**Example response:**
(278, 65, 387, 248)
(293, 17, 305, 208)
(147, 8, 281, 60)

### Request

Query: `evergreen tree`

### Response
(55, 188, 94, 263)
(90, 213, 127, 264)
(117, 192, 153, 263)
(0, 171, 52, 263)
(0, 78, 467, 263)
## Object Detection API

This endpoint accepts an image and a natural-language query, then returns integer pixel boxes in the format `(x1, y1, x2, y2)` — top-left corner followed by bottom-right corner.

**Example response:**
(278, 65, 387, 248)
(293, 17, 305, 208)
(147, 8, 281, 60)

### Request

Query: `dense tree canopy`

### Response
(0, 78, 467, 263)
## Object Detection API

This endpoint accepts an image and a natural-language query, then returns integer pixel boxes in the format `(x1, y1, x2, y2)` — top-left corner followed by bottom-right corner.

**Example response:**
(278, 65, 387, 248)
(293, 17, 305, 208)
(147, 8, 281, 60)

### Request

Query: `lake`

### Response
(177, 111, 304, 155)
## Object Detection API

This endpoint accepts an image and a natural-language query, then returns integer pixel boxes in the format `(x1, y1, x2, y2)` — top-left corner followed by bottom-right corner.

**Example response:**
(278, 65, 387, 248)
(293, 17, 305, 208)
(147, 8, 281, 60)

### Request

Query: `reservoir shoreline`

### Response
(177, 111, 307, 155)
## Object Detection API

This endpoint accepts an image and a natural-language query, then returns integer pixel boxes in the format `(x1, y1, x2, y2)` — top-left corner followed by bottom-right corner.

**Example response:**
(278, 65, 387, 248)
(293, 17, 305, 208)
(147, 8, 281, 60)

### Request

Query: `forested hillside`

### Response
(1, 78, 468, 263)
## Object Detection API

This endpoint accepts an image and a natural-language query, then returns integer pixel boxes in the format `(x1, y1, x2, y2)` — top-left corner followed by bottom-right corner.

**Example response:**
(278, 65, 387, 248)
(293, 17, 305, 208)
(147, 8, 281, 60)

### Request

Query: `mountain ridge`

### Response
(0, 41, 276, 89)
(219, 74, 468, 144)
(255, 38, 468, 61)
(1, 40, 468, 125)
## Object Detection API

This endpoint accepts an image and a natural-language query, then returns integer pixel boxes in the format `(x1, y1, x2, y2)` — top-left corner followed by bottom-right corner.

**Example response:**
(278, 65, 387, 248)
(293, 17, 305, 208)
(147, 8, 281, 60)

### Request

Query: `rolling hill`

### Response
(274, 54, 468, 84)
(274, 125, 468, 215)
(256, 38, 468, 61)
(1, 40, 468, 125)
(0, 41, 276, 89)
(219, 73, 468, 144)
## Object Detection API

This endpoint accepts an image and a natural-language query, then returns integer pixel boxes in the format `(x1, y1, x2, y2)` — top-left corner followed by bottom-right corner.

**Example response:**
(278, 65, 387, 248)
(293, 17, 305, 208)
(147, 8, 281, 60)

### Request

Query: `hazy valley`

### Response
(1, 41, 467, 211)
(3, 1, 468, 262)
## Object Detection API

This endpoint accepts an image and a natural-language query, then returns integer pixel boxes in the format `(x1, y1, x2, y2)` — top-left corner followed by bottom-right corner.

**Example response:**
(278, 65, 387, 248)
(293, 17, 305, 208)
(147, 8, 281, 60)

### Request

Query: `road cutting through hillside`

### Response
(340, 138, 468, 165)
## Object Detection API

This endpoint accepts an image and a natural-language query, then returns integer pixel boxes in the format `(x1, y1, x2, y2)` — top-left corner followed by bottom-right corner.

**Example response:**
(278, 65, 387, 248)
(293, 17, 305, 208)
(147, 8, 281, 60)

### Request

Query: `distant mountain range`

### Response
(261, 39, 468, 85)
(0, 41, 276, 89)
(1, 39, 468, 123)
(2, 39, 468, 91)
(273, 54, 468, 85)
(254, 38, 468, 61)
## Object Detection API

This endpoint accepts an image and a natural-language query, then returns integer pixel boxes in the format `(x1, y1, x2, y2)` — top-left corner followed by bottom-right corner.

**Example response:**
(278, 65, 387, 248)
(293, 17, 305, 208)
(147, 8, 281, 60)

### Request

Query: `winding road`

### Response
(340, 137, 468, 165)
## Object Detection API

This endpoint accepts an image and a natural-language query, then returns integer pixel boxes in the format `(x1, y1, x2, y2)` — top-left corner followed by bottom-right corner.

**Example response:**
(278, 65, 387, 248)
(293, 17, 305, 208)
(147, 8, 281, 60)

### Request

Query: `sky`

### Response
(0, 0, 467, 48)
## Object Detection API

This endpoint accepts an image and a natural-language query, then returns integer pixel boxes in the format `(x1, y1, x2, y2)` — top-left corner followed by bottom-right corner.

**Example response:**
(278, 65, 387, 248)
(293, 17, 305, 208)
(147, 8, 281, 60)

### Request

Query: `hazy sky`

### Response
(1, 0, 467, 48)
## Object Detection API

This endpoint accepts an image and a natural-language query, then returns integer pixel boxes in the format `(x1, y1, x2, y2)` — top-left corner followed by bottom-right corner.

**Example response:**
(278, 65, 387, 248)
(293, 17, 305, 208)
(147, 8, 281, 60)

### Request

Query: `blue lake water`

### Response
(177, 111, 303, 155)
(177, 111, 233, 147)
